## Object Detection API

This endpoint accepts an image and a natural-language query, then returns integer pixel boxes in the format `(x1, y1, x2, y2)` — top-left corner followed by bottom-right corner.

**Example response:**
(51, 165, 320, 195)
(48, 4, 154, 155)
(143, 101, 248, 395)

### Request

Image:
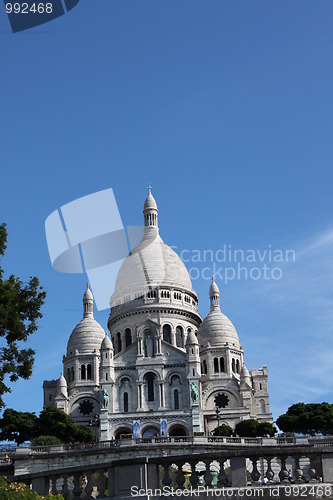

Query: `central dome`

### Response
(110, 188, 194, 306)
(111, 230, 193, 305)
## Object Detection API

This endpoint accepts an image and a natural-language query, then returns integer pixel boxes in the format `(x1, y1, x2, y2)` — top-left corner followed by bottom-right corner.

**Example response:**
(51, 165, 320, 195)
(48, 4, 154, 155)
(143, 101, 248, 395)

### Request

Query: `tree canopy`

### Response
(36, 407, 94, 443)
(0, 223, 46, 408)
(212, 423, 233, 437)
(0, 408, 37, 445)
(235, 419, 276, 437)
(0, 407, 94, 445)
(277, 402, 333, 436)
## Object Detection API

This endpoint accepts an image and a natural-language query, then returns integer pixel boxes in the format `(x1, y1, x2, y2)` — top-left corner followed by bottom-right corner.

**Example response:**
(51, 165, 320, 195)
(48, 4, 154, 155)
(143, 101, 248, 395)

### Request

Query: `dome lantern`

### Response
(143, 183, 158, 229)
(209, 276, 220, 311)
(83, 283, 94, 318)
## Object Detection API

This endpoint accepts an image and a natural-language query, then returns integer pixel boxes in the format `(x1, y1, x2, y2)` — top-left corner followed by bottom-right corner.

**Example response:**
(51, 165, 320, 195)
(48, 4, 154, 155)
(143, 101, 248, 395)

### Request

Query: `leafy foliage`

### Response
(0, 408, 37, 445)
(31, 435, 62, 446)
(212, 423, 233, 436)
(0, 407, 94, 445)
(36, 407, 94, 443)
(0, 477, 64, 499)
(235, 419, 276, 437)
(0, 223, 46, 408)
(277, 402, 333, 436)
(235, 419, 259, 437)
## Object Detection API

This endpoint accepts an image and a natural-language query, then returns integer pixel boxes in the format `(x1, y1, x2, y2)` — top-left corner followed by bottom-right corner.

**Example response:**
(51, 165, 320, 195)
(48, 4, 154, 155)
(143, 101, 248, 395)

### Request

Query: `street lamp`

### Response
(215, 405, 221, 436)
(89, 414, 100, 441)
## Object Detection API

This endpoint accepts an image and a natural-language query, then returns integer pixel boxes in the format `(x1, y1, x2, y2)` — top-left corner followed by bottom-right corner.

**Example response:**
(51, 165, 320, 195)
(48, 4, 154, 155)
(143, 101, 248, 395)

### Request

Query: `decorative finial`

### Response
(212, 276, 215, 283)
(87, 282, 90, 290)
(147, 183, 152, 195)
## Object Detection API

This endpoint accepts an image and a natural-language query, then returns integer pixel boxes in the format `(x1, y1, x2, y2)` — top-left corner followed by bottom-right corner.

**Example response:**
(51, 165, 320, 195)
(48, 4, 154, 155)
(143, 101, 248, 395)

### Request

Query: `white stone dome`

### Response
(198, 309, 240, 348)
(101, 333, 113, 350)
(111, 229, 193, 305)
(58, 372, 67, 388)
(67, 317, 105, 355)
(66, 287, 105, 356)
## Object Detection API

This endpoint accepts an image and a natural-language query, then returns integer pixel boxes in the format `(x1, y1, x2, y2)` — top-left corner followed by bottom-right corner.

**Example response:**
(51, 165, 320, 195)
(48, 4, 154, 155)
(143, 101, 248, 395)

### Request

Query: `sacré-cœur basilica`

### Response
(43, 188, 272, 439)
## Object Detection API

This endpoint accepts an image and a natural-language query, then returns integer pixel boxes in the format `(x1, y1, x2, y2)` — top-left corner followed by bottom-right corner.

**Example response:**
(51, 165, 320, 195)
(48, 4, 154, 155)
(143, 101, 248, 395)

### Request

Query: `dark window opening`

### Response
(124, 392, 129, 412)
(174, 389, 179, 410)
(125, 328, 132, 347)
(163, 324, 171, 344)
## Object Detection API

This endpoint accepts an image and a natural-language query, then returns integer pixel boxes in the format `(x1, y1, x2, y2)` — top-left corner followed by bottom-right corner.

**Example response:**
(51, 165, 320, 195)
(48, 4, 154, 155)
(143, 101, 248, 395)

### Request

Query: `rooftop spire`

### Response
(83, 283, 94, 318)
(143, 185, 158, 229)
(209, 276, 220, 311)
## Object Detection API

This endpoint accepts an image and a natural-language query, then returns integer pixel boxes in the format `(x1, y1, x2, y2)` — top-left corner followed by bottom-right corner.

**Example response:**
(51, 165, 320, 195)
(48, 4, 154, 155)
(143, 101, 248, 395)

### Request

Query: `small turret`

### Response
(57, 371, 68, 398)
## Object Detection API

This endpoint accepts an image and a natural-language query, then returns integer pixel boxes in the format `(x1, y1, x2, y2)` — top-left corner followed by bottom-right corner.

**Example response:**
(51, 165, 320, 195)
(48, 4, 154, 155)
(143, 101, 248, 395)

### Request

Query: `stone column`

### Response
(159, 382, 165, 408)
(322, 453, 333, 482)
(31, 477, 50, 496)
(171, 327, 176, 346)
(230, 456, 247, 487)
(137, 383, 143, 410)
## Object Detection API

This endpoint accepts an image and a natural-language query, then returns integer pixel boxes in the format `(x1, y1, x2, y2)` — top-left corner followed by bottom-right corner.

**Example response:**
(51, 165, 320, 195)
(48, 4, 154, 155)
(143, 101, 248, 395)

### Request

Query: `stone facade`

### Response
(43, 188, 272, 438)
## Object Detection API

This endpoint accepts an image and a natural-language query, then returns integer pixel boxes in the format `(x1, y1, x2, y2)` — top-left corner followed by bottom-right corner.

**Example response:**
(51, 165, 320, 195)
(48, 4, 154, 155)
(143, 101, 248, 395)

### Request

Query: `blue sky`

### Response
(1, 0, 333, 423)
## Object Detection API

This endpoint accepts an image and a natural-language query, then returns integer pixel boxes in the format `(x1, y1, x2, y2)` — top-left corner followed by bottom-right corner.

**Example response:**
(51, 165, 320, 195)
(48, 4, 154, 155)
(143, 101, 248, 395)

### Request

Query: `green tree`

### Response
(31, 435, 62, 446)
(235, 419, 259, 437)
(212, 423, 233, 436)
(0, 408, 37, 445)
(0, 223, 46, 408)
(36, 407, 94, 443)
(277, 402, 333, 436)
(257, 421, 277, 437)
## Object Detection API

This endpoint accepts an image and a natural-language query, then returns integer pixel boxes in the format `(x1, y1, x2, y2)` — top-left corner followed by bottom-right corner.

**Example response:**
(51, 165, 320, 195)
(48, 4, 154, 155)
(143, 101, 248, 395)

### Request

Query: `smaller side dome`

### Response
(58, 371, 67, 388)
(186, 328, 199, 346)
(101, 332, 113, 350)
(240, 364, 250, 379)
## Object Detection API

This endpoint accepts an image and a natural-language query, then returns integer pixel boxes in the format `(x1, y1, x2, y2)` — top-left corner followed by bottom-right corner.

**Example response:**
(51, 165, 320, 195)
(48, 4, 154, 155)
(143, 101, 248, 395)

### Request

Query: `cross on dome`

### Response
(147, 183, 152, 195)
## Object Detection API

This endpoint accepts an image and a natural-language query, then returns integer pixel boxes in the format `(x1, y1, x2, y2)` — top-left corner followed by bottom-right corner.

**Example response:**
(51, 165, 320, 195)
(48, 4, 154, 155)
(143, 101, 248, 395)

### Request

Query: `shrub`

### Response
(31, 435, 62, 446)
(0, 477, 64, 499)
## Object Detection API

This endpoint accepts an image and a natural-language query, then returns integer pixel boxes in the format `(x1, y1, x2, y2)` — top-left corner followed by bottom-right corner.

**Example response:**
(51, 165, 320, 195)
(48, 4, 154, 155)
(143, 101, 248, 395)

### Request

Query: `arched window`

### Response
(220, 357, 225, 373)
(163, 324, 171, 344)
(71, 367, 74, 382)
(66, 368, 70, 382)
(81, 365, 86, 380)
(117, 332, 122, 353)
(232, 359, 236, 373)
(105, 372, 108, 381)
(176, 326, 183, 347)
(49, 394, 52, 401)
(203, 359, 207, 374)
(214, 358, 219, 373)
(145, 373, 155, 402)
(236, 359, 240, 374)
(259, 399, 266, 413)
(174, 389, 179, 410)
(124, 392, 129, 412)
(87, 364, 92, 380)
(125, 328, 131, 347)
